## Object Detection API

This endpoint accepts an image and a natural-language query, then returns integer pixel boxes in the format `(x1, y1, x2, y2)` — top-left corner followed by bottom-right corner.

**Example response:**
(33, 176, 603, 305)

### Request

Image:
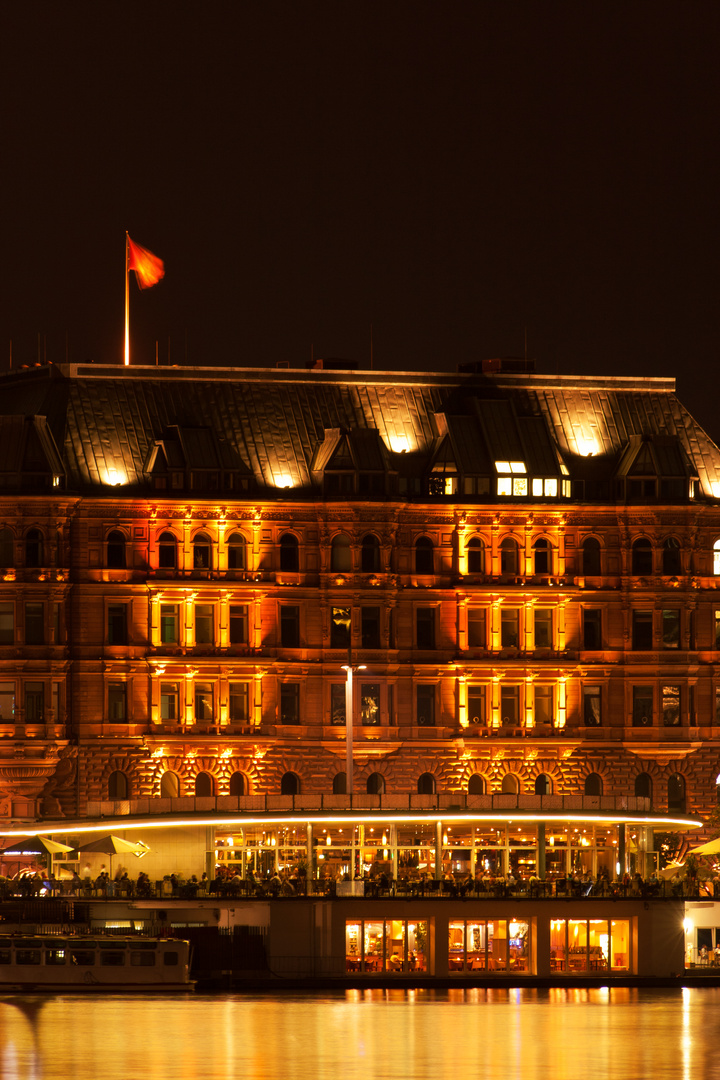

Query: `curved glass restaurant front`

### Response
(209, 808, 699, 883)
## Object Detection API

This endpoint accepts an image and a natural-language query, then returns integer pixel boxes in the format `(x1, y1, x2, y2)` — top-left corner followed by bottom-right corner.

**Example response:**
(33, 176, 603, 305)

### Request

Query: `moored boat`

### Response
(0, 935, 194, 991)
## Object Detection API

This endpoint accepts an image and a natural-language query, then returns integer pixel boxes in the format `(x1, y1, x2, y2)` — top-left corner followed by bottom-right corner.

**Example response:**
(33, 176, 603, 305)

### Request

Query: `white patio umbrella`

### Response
(76, 834, 150, 880)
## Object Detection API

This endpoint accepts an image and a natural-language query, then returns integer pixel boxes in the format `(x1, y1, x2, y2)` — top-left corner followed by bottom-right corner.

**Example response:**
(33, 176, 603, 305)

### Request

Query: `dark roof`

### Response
(0, 363, 718, 498)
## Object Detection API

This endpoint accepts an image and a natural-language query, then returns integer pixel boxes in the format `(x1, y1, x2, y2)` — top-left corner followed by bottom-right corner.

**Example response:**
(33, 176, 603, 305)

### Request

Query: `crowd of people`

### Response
(0, 861, 713, 901)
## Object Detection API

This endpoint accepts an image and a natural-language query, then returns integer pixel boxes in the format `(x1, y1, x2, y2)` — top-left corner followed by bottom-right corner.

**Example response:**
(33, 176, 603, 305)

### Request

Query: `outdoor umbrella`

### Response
(688, 837, 720, 857)
(0, 836, 74, 857)
(0, 836, 75, 877)
(76, 834, 150, 880)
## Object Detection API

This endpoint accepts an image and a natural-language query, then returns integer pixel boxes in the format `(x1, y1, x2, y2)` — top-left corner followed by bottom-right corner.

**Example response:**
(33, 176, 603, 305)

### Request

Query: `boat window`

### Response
(100, 952, 126, 966)
(16, 949, 42, 965)
(0, 949, 10, 963)
(70, 950, 95, 966)
(164, 951, 180, 966)
(45, 948, 67, 966)
(130, 940, 157, 950)
(98, 940, 127, 949)
(131, 952, 156, 966)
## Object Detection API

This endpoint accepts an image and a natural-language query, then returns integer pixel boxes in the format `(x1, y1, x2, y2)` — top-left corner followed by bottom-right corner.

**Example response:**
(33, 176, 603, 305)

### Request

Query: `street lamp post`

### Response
(342, 660, 366, 796)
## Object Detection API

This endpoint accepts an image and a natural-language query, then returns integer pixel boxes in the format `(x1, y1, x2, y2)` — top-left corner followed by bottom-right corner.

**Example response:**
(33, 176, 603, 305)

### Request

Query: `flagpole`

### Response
(124, 231, 130, 367)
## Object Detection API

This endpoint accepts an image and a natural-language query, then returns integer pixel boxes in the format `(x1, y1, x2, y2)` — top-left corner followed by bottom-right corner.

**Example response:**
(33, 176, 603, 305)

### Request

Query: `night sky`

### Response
(3, 4, 720, 437)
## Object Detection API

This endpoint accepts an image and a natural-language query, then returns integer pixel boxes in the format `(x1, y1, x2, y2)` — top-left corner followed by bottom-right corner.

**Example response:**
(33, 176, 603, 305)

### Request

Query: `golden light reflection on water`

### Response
(0, 989, 719, 1080)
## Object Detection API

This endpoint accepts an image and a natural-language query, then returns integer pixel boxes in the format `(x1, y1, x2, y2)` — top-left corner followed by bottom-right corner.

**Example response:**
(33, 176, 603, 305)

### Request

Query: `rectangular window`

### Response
(228, 682, 249, 724)
(52, 602, 60, 642)
(416, 607, 435, 649)
(583, 686, 601, 726)
(345, 919, 428, 974)
(416, 684, 435, 726)
(387, 684, 395, 726)
(195, 682, 214, 722)
(583, 609, 602, 651)
(662, 610, 680, 649)
(513, 478, 528, 496)
(360, 684, 381, 726)
(52, 681, 60, 719)
(534, 686, 553, 726)
(108, 682, 127, 721)
(229, 604, 248, 645)
(25, 682, 44, 722)
(632, 686, 653, 727)
(331, 607, 351, 649)
(715, 610, 720, 649)
(0, 682, 15, 722)
(0, 602, 13, 645)
(361, 607, 381, 649)
(467, 686, 486, 727)
(160, 682, 178, 721)
(467, 608, 486, 649)
(501, 609, 519, 648)
(716, 687, 720, 726)
(534, 609, 553, 649)
(280, 683, 300, 725)
(160, 604, 179, 644)
(500, 686, 519, 726)
(107, 604, 128, 645)
(662, 684, 680, 727)
(25, 602, 44, 645)
(195, 604, 214, 645)
(280, 605, 300, 647)
(497, 478, 511, 496)
(632, 610, 653, 650)
(331, 683, 346, 726)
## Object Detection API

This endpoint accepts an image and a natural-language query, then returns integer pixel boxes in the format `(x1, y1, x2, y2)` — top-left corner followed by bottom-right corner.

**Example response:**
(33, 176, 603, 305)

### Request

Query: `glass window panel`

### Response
(488, 920, 507, 971)
(550, 920, 567, 971)
(467, 686, 486, 726)
(160, 604, 179, 644)
(360, 684, 380, 726)
(0, 682, 15, 722)
(0, 603, 13, 645)
(534, 609, 552, 648)
(195, 682, 213, 722)
(160, 683, 178, 721)
(467, 608, 486, 648)
(501, 609, 519, 647)
(662, 684, 680, 726)
(662, 610, 680, 649)
(331, 607, 351, 649)
(330, 684, 346, 726)
(228, 683, 249, 723)
(195, 604, 214, 644)
(229, 605, 248, 645)
(361, 607, 380, 649)
(568, 919, 589, 971)
(632, 686, 653, 727)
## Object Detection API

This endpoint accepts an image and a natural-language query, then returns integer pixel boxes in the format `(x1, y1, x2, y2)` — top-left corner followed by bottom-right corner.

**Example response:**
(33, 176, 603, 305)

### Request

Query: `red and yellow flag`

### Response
(127, 235, 165, 290)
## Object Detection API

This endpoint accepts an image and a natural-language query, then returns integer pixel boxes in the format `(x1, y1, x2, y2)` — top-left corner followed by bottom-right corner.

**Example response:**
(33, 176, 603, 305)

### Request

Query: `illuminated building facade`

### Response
(0, 357, 717, 889)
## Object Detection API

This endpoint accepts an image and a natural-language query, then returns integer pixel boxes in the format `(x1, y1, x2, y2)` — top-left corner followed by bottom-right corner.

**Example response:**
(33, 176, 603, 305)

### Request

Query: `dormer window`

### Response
(495, 461, 527, 496)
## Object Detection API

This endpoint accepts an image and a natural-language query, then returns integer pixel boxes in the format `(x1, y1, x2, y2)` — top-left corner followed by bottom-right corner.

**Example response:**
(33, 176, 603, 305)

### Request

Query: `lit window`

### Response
(714, 540, 720, 576)
(544, 479, 558, 496)
(495, 461, 511, 473)
(510, 462, 526, 474)
(562, 480, 572, 497)
(497, 478, 511, 496)
(532, 478, 543, 496)
(513, 478, 528, 496)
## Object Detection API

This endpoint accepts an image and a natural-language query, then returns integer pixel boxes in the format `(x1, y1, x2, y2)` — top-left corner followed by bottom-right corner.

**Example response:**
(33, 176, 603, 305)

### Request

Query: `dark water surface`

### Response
(0, 987, 716, 1080)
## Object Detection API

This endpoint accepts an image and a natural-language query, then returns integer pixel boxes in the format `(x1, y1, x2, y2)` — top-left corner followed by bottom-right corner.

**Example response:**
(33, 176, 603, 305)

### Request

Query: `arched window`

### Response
(158, 531, 177, 570)
(714, 539, 720, 576)
(582, 537, 602, 576)
(468, 774, 486, 795)
(25, 529, 44, 568)
(332, 772, 347, 794)
(229, 771, 247, 796)
(366, 772, 385, 795)
(227, 532, 247, 570)
(533, 538, 551, 575)
(279, 533, 299, 572)
(108, 770, 129, 799)
(106, 530, 126, 569)
(194, 771, 215, 797)
(193, 532, 212, 570)
(415, 537, 434, 575)
(634, 772, 652, 801)
(331, 533, 352, 572)
(500, 536, 519, 574)
(501, 773, 520, 795)
(361, 534, 381, 573)
(466, 537, 485, 575)
(662, 537, 682, 576)
(534, 773, 552, 796)
(631, 537, 653, 576)
(667, 773, 686, 813)
(584, 773, 603, 796)
(417, 773, 436, 794)
(0, 528, 13, 569)
(160, 770, 181, 798)
(281, 771, 300, 795)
